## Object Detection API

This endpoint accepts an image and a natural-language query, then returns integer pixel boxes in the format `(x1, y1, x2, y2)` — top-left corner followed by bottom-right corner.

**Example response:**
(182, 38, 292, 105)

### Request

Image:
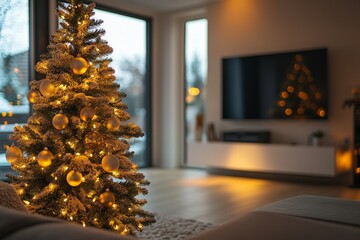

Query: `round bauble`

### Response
(37, 149, 54, 167)
(80, 107, 95, 121)
(70, 57, 88, 75)
(101, 154, 119, 172)
(27, 89, 40, 103)
(66, 170, 83, 187)
(99, 191, 115, 207)
(39, 79, 55, 98)
(6, 145, 22, 163)
(106, 116, 121, 131)
(52, 113, 69, 130)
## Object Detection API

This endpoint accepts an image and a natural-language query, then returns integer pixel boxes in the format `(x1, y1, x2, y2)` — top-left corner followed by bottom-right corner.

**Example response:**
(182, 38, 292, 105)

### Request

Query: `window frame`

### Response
(183, 17, 208, 165)
(0, 0, 48, 179)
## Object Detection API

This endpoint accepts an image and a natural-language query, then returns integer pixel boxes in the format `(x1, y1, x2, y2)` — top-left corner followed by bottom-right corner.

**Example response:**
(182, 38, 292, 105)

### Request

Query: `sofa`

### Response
(1, 181, 360, 240)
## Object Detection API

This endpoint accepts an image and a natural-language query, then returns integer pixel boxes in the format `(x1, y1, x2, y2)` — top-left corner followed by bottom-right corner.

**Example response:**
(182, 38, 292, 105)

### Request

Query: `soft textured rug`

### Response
(137, 215, 216, 240)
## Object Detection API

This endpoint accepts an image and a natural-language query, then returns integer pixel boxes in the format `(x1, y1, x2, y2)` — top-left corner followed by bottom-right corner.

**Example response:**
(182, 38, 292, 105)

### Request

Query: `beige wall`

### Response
(205, 0, 360, 146)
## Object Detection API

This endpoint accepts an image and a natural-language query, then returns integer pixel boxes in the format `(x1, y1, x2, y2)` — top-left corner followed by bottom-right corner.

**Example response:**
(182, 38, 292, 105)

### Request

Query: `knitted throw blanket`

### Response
(0, 181, 28, 212)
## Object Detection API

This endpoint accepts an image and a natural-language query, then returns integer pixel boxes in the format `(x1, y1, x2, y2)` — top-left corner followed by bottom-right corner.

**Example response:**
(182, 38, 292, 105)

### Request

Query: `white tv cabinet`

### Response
(186, 142, 351, 177)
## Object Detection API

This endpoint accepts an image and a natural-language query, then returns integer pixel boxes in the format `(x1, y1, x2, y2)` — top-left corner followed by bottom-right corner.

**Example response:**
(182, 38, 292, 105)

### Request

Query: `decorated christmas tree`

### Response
(5, 0, 155, 235)
(276, 54, 327, 119)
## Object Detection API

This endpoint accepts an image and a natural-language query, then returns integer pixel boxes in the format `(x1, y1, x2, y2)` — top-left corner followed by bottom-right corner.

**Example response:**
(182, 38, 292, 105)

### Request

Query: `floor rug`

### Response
(137, 215, 216, 240)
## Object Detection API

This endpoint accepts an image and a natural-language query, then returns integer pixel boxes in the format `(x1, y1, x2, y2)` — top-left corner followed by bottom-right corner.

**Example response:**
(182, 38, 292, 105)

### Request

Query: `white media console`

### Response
(186, 142, 352, 177)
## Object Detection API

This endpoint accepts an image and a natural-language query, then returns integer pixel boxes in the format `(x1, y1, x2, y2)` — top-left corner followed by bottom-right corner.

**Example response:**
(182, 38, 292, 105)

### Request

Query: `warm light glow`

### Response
(281, 91, 289, 99)
(287, 86, 294, 93)
(188, 87, 200, 96)
(356, 167, 360, 174)
(317, 108, 326, 118)
(298, 91, 308, 100)
(278, 100, 285, 107)
(23, 200, 30, 205)
(285, 108, 293, 116)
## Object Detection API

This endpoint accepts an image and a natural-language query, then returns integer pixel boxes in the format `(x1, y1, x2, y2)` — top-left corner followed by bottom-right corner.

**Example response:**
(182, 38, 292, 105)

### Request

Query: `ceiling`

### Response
(118, 0, 220, 12)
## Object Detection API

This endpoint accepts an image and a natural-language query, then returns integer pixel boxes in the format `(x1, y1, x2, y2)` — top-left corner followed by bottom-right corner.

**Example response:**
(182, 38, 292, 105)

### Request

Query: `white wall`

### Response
(204, 0, 360, 146)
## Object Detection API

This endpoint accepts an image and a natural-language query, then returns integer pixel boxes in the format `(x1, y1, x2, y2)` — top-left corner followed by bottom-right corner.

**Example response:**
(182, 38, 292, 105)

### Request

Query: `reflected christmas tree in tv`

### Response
(276, 54, 327, 119)
(5, 0, 155, 236)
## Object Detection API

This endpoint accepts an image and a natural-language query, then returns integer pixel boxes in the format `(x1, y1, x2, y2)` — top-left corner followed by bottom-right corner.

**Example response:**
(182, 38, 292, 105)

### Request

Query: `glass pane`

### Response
(94, 9, 149, 167)
(185, 19, 208, 143)
(0, 0, 30, 165)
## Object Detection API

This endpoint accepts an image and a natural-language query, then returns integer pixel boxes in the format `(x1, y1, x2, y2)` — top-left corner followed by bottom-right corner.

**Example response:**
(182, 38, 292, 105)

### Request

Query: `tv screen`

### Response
(222, 48, 328, 120)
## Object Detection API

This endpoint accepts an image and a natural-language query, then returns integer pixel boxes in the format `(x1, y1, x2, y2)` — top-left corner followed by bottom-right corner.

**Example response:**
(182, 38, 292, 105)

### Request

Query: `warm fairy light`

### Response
(93, 218, 98, 222)
(298, 91, 308, 100)
(135, 182, 140, 186)
(82, 221, 86, 227)
(99, 150, 105, 155)
(317, 108, 326, 118)
(32, 156, 36, 160)
(121, 228, 128, 235)
(356, 167, 360, 174)
(281, 91, 289, 98)
(76, 152, 81, 156)
(25, 183, 28, 187)
(61, 209, 67, 215)
(188, 87, 200, 96)
(95, 177, 100, 182)
(112, 204, 118, 209)
(82, 177, 85, 182)
(21, 164, 26, 168)
(64, 198, 68, 202)
(70, 216, 73, 221)
(61, 15, 65, 19)
(23, 200, 30, 205)
(92, 197, 97, 202)
(18, 189, 24, 195)
(49, 183, 56, 190)
(22, 135, 29, 140)
(285, 108, 293, 116)
(90, 74, 94, 77)
(138, 223, 143, 229)
(63, 166, 69, 171)
(56, 100, 61, 105)
(287, 86, 294, 93)
(113, 171, 120, 177)
(278, 100, 285, 107)
(93, 124, 96, 129)
(8, 112, 13, 117)
(114, 225, 120, 230)
(1, 112, 6, 117)
(89, 153, 93, 157)
(128, 207, 132, 212)
(109, 220, 115, 225)
(89, 62, 93, 65)
(32, 195, 37, 200)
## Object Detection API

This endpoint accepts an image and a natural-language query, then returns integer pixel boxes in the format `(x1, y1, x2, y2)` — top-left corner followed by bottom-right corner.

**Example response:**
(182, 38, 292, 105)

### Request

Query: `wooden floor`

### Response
(141, 168, 360, 225)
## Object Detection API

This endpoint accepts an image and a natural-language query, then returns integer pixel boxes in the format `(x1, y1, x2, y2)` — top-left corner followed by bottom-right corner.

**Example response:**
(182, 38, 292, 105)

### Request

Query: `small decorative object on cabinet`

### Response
(207, 122, 218, 141)
(195, 113, 203, 142)
(343, 87, 360, 187)
(310, 130, 324, 146)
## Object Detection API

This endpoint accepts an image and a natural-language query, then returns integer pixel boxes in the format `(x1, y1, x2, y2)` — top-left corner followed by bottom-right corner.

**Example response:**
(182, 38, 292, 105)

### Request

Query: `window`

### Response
(184, 19, 208, 144)
(0, 0, 30, 166)
(94, 7, 152, 167)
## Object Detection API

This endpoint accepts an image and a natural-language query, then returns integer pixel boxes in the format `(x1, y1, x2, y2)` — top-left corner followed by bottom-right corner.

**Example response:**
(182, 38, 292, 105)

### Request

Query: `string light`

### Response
(23, 200, 30, 205)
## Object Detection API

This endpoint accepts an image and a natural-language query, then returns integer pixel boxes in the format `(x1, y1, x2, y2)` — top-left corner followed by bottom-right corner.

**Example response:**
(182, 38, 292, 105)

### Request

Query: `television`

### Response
(222, 48, 328, 120)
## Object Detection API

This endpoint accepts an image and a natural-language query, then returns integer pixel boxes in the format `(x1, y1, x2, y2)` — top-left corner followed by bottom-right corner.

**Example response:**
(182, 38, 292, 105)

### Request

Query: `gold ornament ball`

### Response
(37, 149, 54, 167)
(101, 154, 119, 172)
(66, 170, 83, 187)
(52, 114, 69, 130)
(99, 191, 115, 207)
(6, 145, 22, 163)
(27, 89, 40, 103)
(106, 116, 121, 131)
(39, 79, 55, 97)
(80, 107, 95, 121)
(70, 57, 88, 75)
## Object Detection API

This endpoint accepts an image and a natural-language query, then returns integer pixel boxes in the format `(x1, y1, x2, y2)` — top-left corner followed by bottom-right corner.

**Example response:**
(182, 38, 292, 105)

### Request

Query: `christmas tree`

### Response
(5, 0, 155, 235)
(276, 54, 326, 119)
